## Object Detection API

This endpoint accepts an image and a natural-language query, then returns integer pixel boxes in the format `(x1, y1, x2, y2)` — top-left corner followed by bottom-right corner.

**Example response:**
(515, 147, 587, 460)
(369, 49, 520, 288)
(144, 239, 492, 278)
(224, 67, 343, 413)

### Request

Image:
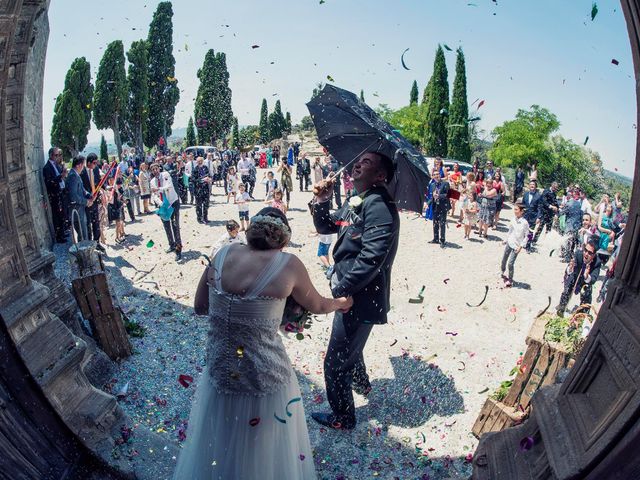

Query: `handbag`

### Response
(156, 196, 174, 221)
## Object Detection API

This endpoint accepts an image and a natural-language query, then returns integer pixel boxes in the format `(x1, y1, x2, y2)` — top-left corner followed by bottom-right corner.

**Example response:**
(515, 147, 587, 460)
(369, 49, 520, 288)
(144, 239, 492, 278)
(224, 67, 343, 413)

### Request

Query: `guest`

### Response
(514, 166, 525, 203)
(150, 164, 182, 261)
(138, 162, 152, 214)
(106, 176, 125, 244)
(268, 188, 287, 215)
(226, 166, 238, 203)
(192, 156, 211, 224)
(67, 156, 93, 242)
(492, 169, 506, 226)
(235, 183, 251, 231)
(210, 220, 245, 257)
(80, 153, 105, 252)
(427, 169, 450, 248)
(478, 177, 498, 239)
(263, 171, 278, 201)
(533, 181, 559, 244)
(462, 190, 478, 240)
(556, 239, 601, 317)
(500, 203, 529, 287)
(296, 153, 311, 191)
(448, 162, 462, 217)
(277, 159, 293, 206)
(312, 157, 324, 185)
(43, 147, 67, 243)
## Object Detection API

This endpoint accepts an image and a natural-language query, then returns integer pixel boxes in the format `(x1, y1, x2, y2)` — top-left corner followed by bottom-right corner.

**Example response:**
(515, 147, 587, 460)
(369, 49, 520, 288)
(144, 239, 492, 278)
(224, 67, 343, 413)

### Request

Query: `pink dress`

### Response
(270, 199, 286, 214)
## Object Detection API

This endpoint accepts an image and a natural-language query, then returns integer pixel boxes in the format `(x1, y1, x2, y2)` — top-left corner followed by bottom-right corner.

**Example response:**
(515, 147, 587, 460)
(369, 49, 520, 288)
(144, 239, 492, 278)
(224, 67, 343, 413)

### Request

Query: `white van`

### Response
(184, 145, 217, 158)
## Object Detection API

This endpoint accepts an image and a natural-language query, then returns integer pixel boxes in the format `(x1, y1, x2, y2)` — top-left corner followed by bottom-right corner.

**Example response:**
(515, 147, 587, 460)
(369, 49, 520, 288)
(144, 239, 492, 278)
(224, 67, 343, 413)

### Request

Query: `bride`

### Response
(173, 207, 352, 479)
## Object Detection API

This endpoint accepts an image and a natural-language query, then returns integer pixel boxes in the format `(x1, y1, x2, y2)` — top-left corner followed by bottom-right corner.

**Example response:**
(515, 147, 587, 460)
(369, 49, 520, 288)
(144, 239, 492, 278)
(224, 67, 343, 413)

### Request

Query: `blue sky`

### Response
(43, 0, 636, 177)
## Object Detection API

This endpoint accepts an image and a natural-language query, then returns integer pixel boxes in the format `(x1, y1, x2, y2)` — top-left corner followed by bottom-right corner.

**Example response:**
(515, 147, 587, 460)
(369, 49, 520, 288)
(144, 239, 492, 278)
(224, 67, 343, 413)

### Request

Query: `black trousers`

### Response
(298, 173, 310, 191)
(333, 183, 342, 209)
(324, 311, 373, 422)
(558, 272, 593, 314)
(86, 203, 101, 242)
(48, 192, 66, 241)
(162, 200, 182, 250)
(433, 206, 447, 244)
(195, 194, 209, 222)
(533, 214, 553, 243)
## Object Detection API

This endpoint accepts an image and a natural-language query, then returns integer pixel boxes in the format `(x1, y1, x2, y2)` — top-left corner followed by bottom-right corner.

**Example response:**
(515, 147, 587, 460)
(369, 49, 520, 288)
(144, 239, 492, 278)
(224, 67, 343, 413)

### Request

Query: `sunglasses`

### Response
(584, 249, 596, 256)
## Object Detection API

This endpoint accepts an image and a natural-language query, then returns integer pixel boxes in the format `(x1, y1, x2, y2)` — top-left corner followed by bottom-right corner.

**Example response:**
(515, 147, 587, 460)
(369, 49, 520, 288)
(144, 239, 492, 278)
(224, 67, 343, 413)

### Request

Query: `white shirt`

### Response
(184, 160, 195, 178)
(507, 216, 530, 249)
(581, 198, 594, 216)
(235, 191, 250, 212)
(211, 232, 245, 257)
(237, 158, 251, 176)
(150, 171, 178, 205)
(319, 233, 336, 245)
(49, 159, 65, 189)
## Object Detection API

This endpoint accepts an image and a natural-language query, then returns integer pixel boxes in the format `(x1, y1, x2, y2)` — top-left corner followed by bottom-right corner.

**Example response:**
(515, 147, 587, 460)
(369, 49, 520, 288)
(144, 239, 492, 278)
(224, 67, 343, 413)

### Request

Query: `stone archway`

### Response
(0, 1, 637, 479)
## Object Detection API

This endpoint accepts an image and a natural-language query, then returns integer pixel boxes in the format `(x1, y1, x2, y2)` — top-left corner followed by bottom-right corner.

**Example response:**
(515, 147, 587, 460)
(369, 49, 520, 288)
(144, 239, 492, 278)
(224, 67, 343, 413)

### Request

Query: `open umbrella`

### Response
(306, 84, 430, 213)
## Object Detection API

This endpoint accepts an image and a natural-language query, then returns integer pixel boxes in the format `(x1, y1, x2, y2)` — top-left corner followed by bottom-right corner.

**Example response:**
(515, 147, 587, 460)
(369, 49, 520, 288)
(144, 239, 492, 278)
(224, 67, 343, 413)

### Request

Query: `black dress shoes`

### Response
(166, 246, 176, 253)
(311, 412, 355, 430)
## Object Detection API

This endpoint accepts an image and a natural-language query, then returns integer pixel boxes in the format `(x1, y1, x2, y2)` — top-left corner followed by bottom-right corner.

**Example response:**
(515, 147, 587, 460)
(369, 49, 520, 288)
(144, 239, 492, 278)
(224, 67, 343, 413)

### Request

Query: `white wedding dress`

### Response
(173, 245, 317, 480)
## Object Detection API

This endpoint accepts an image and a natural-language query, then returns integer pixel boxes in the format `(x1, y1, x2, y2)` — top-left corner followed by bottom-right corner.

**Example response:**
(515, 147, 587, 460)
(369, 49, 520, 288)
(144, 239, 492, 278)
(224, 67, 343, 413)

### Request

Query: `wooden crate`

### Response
(472, 397, 526, 438)
(72, 273, 132, 361)
(473, 315, 573, 438)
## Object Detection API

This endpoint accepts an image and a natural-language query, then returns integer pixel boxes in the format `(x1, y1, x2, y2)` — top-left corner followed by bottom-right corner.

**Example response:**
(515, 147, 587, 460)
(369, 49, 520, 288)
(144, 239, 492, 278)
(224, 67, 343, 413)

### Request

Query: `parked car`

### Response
(425, 157, 473, 176)
(184, 145, 217, 158)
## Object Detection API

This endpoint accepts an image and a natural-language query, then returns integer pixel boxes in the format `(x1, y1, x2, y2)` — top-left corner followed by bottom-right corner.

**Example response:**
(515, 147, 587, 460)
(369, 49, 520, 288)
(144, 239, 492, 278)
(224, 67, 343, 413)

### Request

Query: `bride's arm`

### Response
(288, 256, 352, 314)
(194, 268, 209, 315)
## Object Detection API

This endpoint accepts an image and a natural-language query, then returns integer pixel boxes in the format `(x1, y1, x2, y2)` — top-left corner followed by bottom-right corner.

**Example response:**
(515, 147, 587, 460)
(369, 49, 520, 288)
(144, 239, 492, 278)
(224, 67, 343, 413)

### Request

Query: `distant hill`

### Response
(603, 169, 633, 187)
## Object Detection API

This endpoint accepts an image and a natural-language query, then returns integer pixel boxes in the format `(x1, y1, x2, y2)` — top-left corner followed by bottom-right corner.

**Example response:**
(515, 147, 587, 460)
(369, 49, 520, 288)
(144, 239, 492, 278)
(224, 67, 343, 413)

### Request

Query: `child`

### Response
(263, 171, 279, 200)
(211, 220, 245, 257)
(227, 166, 238, 203)
(463, 190, 479, 240)
(107, 176, 126, 243)
(317, 232, 336, 279)
(235, 183, 251, 231)
(268, 188, 287, 214)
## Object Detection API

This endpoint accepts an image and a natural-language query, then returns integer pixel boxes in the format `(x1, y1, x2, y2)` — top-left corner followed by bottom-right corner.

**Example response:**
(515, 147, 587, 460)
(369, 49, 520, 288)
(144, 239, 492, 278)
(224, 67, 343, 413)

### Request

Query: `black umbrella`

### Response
(306, 84, 431, 213)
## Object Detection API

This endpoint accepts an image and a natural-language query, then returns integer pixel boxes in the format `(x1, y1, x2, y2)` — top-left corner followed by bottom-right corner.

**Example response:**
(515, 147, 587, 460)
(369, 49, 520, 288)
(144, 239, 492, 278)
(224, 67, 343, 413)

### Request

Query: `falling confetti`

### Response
(146, 240, 154, 248)
(443, 278, 450, 284)
(437, 305, 447, 312)
(326, 74, 335, 82)
(285, 397, 302, 417)
(458, 361, 466, 371)
(445, 331, 458, 336)
(520, 436, 535, 452)
(477, 100, 485, 109)
(478, 387, 489, 394)
(401, 48, 411, 70)
(583, 136, 589, 145)
(408, 285, 425, 303)
(274, 412, 287, 424)
(611, 58, 619, 65)
(249, 417, 260, 427)
(389, 339, 398, 347)
(591, 2, 598, 21)
(178, 374, 194, 388)
(535, 296, 552, 318)
(466, 285, 489, 307)
(251, 45, 260, 49)
(443, 44, 452, 51)
(549, 249, 555, 257)
(320, 0, 325, 3)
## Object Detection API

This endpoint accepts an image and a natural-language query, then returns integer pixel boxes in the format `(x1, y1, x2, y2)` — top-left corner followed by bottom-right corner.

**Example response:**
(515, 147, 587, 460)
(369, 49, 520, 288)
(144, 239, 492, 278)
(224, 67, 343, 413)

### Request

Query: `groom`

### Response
(311, 151, 400, 430)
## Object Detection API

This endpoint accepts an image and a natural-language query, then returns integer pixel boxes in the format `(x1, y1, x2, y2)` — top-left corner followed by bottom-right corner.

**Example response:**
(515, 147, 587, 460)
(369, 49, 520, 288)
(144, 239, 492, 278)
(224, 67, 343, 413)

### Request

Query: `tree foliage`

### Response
(122, 40, 149, 154)
(145, 1, 179, 148)
(51, 57, 93, 158)
(100, 134, 108, 161)
(378, 103, 427, 149)
(410, 80, 419, 106)
(298, 115, 314, 131)
(285, 111, 292, 135)
(422, 77, 432, 105)
(447, 48, 471, 162)
(231, 117, 240, 148)
(424, 46, 449, 156)
(93, 41, 127, 158)
(268, 100, 287, 141)
(238, 125, 260, 149)
(185, 117, 196, 147)
(194, 50, 233, 143)
(258, 99, 269, 143)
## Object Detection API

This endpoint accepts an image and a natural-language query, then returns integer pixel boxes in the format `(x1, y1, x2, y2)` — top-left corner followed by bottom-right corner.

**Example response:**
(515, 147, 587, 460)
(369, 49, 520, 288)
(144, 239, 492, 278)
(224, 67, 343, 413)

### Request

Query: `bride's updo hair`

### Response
(246, 207, 291, 250)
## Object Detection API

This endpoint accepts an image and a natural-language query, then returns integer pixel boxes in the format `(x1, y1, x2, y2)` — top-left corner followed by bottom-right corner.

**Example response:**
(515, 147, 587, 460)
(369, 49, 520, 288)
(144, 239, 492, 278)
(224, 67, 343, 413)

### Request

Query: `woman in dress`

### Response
(478, 177, 497, 238)
(492, 169, 506, 227)
(138, 162, 152, 214)
(312, 157, 324, 185)
(598, 204, 616, 252)
(277, 159, 293, 206)
(448, 162, 462, 217)
(176, 208, 352, 480)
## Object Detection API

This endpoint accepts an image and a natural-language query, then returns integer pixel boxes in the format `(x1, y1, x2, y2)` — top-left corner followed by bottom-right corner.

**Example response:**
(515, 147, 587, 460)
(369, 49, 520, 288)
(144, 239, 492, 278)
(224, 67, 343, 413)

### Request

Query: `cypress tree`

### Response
(447, 48, 471, 162)
(51, 57, 93, 158)
(231, 117, 240, 148)
(410, 80, 419, 106)
(285, 112, 292, 134)
(145, 1, 179, 148)
(212, 52, 233, 141)
(424, 45, 449, 157)
(100, 134, 108, 161)
(360, 89, 365, 102)
(122, 40, 149, 155)
(93, 41, 127, 159)
(259, 99, 269, 143)
(422, 77, 432, 105)
(194, 49, 217, 144)
(268, 100, 286, 140)
(186, 117, 196, 146)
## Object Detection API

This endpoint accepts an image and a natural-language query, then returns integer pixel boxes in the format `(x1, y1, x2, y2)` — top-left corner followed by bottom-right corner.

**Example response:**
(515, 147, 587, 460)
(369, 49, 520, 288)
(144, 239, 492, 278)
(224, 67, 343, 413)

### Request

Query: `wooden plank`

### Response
(503, 340, 541, 407)
(520, 343, 553, 410)
(540, 349, 568, 389)
(472, 397, 524, 438)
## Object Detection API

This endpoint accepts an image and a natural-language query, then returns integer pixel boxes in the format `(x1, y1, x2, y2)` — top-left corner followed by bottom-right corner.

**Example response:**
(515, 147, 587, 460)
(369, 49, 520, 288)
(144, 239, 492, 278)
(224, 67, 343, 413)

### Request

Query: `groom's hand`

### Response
(335, 296, 353, 312)
(313, 174, 336, 203)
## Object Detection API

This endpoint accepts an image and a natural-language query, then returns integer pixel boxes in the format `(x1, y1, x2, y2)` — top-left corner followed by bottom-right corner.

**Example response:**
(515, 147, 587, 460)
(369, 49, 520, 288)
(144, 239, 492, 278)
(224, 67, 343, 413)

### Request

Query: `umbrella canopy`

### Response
(306, 84, 431, 213)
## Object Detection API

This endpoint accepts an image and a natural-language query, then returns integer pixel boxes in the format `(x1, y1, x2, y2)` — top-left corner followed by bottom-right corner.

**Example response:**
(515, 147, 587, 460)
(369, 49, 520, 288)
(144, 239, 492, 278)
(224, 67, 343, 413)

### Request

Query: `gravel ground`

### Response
(51, 141, 582, 479)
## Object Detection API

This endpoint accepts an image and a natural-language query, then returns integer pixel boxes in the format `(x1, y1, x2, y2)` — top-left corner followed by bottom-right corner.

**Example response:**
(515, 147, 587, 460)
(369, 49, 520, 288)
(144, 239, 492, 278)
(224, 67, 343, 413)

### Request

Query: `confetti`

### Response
(286, 397, 302, 417)
(443, 278, 450, 284)
(478, 387, 489, 394)
(583, 136, 589, 145)
(445, 331, 458, 336)
(390, 339, 398, 347)
(178, 374, 194, 388)
(251, 45, 260, 49)
(437, 305, 447, 312)
(535, 296, 552, 318)
(549, 249, 555, 257)
(401, 48, 411, 70)
(466, 285, 489, 307)
(236, 346, 244, 358)
(591, 2, 598, 21)
(457, 361, 466, 371)
(249, 417, 260, 427)
(274, 412, 287, 424)
(299, 454, 306, 461)
(443, 44, 452, 51)
(611, 58, 619, 65)
(519, 436, 535, 452)
(319, 0, 325, 3)
(477, 100, 485, 109)
(326, 74, 335, 82)
(146, 240, 154, 248)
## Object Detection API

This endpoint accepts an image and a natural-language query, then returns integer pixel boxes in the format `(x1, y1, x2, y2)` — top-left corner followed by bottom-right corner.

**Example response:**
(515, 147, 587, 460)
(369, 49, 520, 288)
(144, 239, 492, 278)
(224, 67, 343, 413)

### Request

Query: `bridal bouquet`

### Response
(281, 296, 314, 340)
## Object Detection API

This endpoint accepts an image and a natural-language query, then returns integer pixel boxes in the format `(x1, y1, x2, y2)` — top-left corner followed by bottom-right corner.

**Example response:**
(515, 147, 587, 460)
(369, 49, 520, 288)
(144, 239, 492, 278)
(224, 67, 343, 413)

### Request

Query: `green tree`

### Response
(378, 103, 427, 149)
(122, 40, 149, 155)
(194, 49, 217, 144)
(99, 134, 108, 161)
(185, 116, 196, 146)
(489, 105, 560, 181)
(231, 117, 240, 148)
(145, 1, 179, 148)
(212, 52, 233, 141)
(424, 45, 449, 156)
(360, 89, 365, 103)
(268, 100, 287, 140)
(258, 99, 269, 143)
(239, 125, 260, 149)
(51, 57, 93, 158)
(298, 115, 314, 131)
(447, 48, 471, 162)
(422, 77, 432, 105)
(93, 41, 127, 158)
(410, 80, 419, 106)
(285, 111, 292, 134)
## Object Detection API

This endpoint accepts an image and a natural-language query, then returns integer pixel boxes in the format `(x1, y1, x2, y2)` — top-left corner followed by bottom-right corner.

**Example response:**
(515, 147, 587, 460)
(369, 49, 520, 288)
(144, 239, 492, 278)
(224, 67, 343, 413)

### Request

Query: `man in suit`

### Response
(311, 151, 399, 430)
(428, 169, 450, 248)
(80, 153, 105, 252)
(522, 180, 541, 251)
(556, 238, 601, 317)
(150, 164, 182, 261)
(533, 181, 560, 244)
(42, 147, 67, 243)
(67, 156, 93, 242)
